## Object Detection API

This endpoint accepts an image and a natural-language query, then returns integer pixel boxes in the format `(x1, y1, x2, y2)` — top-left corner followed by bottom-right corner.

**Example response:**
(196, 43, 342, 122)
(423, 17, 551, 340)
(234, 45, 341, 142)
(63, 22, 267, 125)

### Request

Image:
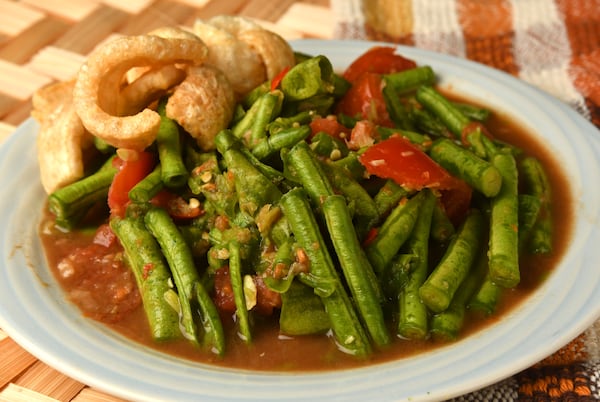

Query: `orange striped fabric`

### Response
(333, 0, 600, 129)
(332, 0, 600, 400)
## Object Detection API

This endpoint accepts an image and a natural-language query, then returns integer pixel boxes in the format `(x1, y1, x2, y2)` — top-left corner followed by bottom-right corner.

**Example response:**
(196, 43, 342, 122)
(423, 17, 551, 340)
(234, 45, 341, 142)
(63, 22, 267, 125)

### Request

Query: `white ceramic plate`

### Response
(2, 39, 600, 402)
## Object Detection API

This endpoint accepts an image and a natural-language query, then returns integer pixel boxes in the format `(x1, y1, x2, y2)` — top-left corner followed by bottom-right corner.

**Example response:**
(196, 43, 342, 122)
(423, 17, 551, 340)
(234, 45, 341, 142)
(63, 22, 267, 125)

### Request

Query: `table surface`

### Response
(0, 1, 598, 401)
(0, 1, 329, 401)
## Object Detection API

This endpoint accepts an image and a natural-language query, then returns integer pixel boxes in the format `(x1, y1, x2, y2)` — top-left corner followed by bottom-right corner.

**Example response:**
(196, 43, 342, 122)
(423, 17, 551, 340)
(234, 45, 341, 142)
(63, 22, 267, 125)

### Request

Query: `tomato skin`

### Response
(336, 72, 393, 127)
(359, 136, 453, 190)
(360, 136, 472, 223)
(343, 46, 417, 83)
(253, 276, 282, 316)
(108, 151, 155, 217)
(213, 266, 236, 313)
(309, 116, 351, 140)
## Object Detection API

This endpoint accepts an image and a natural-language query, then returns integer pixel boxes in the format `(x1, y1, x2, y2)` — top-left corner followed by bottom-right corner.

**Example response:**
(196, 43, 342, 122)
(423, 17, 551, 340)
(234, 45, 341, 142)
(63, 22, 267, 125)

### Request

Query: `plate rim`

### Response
(1, 39, 600, 401)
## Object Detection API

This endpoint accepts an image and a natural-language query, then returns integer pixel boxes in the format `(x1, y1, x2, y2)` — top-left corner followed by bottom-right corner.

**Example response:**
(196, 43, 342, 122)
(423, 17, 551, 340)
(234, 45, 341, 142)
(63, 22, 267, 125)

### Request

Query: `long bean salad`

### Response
(47, 46, 553, 358)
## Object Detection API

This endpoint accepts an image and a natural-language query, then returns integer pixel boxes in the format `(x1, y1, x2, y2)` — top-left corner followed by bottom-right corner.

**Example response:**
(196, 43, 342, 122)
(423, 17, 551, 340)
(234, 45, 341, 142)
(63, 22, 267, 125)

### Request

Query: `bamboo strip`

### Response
(20, 0, 100, 22)
(0, 383, 58, 402)
(239, 0, 297, 22)
(52, 6, 129, 55)
(248, 18, 304, 40)
(0, 95, 19, 119)
(27, 46, 85, 82)
(193, 0, 247, 19)
(118, 0, 198, 35)
(0, 338, 37, 388)
(0, 0, 46, 37)
(72, 388, 128, 402)
(173, 0, 211, 8)
(277, 3, 334, 38)
(99, 0, 154, 14)
(0, 60, 52, 100)
(2, 101, 34, 126)
(13, 361, 85, 401)
(0, 16, 71, 64)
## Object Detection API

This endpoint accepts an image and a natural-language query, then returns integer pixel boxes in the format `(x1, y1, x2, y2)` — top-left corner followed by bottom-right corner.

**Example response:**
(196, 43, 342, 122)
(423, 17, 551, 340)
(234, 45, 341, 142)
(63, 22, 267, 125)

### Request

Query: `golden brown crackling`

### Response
(73, 34, 208, 150)
(33, 80, 93, 193)
(166, 64, 235, 151)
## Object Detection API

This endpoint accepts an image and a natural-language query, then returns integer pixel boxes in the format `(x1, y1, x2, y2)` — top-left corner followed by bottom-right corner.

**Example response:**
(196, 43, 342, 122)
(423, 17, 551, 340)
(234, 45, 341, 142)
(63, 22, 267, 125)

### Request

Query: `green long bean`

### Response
(280, 188, 371, 357)
(488, 151, 520, 288)
(419, 209, 484, 313)
(429, 138, 502, 198)
(322, 195, 389, 348)
(228, 240, 252, 343)
(365, 193, 423, 275)
(109, 216, 180, 342)
(397, 189, 436, 340)
(143, 208, 225, 353)
(48, 156, 117, 230)
(520, 156, 553, 254)
(129, 164, 163, 203)
(144, 208, 201, 344)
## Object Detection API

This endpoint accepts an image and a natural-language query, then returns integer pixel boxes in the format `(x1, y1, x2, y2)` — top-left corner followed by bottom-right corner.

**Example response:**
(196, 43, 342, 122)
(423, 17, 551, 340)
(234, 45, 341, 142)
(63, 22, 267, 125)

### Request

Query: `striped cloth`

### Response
(331, 0, 600, 400)
(332, 0, 600, 129)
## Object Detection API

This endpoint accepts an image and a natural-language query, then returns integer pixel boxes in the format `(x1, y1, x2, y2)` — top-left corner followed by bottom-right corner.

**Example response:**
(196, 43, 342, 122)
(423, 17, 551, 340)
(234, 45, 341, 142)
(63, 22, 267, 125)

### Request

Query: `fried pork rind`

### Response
(192, 19, 265, 97)
(166, 65, 235, 151)
(193, 16, 295, 98)
(32, 80, 93, 193)
(118, 64, 186, 116)
(73, 34, 208, 150)
(238, 28, 295, 79)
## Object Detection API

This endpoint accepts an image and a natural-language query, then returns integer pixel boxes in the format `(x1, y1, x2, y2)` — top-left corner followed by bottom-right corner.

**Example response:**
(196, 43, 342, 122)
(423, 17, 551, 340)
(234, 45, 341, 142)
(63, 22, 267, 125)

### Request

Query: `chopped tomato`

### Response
(93, 224, 118, 248)
(439, 178, 472, 225)
(347, 120, 377, 150)
(343, 46, 417, 83)
(213, 266, 236, 313)
(336, 72, 393, 127)
(360, 136, 456, 190)
(150, 190, 203, 220)
(360, 136, 472, 223)
(309, 116, 351, 140)
(270, 66, 290, 92)
(108, 151, 155, 217)
(253, 276, 282, 316)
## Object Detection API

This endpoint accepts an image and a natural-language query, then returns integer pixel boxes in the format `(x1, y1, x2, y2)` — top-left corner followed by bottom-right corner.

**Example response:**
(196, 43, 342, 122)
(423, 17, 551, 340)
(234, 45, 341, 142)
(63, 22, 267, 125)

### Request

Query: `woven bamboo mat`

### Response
(0, 1, 329, 401)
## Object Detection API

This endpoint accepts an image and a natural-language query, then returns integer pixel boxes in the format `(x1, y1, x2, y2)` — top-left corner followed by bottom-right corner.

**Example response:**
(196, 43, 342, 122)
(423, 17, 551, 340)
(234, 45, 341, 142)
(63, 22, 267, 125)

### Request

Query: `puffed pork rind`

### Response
(73, 34, 208, 150)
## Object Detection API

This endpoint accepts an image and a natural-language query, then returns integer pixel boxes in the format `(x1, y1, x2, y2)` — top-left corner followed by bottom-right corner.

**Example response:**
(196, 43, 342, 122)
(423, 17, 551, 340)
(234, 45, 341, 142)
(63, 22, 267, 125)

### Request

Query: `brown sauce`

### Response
(39, 97, 574, 372)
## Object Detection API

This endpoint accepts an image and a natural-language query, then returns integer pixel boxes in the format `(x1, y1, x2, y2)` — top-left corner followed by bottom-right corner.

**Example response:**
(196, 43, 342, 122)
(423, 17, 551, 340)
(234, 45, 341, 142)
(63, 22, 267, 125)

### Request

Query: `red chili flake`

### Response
(362, 227, 379, 247)
(142, 263, 154, 280)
